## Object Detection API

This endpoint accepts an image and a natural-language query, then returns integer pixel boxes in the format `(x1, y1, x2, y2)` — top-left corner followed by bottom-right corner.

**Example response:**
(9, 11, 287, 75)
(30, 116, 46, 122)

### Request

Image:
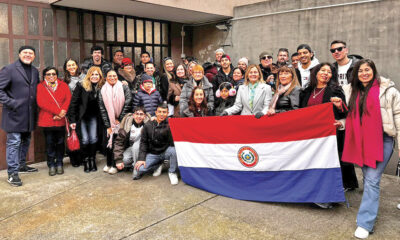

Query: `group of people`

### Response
(0, 39, 399, 239)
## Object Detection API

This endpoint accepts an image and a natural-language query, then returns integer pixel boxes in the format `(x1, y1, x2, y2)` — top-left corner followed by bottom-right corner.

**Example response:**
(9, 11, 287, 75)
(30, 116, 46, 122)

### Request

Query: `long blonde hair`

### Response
(244, 64, 264, 85)
(82, 66, 105, 91)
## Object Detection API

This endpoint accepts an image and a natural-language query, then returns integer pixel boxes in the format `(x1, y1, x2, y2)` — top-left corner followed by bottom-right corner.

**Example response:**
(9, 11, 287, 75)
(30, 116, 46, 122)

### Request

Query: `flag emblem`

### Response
(238, 146, 259, 168)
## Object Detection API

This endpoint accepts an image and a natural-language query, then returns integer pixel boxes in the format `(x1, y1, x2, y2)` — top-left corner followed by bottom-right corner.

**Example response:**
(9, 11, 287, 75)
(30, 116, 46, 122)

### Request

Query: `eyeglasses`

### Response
(330, 47, 345, 53)
(261, 56, 273, 60)
(45, 73, 57, 76)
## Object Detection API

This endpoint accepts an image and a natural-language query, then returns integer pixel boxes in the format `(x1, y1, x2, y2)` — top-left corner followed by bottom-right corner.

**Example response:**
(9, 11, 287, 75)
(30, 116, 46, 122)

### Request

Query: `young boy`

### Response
(133, 74, 162, 116)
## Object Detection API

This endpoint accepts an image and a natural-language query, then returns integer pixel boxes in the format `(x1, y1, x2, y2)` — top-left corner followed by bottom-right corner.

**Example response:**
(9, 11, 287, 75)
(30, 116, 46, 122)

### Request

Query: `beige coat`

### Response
(342, 77, 400, 150)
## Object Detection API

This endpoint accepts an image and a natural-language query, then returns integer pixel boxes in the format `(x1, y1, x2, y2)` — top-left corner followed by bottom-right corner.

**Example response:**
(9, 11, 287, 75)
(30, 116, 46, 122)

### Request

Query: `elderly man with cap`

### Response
(0, 46, 40, 187)
(258, 51, 274, 82)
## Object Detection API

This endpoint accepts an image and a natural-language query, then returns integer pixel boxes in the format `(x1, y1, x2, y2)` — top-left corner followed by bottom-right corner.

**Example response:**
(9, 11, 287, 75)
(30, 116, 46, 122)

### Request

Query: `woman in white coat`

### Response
(221, 64, 272, 118)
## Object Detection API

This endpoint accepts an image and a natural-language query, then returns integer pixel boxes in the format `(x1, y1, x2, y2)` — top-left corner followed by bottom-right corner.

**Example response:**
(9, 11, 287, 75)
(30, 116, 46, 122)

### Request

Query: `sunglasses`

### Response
(330, 46, 345, 53)
(45, 73, 57, 76)
(261, 56, 273, 60)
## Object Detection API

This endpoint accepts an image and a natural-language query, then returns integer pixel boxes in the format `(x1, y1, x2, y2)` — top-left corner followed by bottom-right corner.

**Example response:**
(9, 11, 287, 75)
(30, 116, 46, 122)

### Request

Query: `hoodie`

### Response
(298, 57, 319, 88)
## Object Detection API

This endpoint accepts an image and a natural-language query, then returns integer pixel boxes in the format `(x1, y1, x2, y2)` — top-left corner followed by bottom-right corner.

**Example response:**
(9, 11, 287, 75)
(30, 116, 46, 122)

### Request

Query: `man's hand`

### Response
(135, 161, 146, 171)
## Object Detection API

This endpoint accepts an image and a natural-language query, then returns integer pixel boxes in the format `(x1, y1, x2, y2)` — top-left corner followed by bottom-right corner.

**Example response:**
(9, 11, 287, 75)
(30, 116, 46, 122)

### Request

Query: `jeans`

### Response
(357, 133, 394, 232)
(138, 146, 178, 175)
(43, 128, 66, 168)
(81, 116, 97, 145)
(6, 132, 31, 174)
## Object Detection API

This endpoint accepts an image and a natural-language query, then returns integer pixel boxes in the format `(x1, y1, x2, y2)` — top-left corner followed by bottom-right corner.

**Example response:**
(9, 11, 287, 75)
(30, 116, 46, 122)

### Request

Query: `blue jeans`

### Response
(138, 147, 178, 175)
(357, 133, 394, 232)
(43, 128, 65, 168)
(81, 117, 97, 145)
(6, 132, 31, 174)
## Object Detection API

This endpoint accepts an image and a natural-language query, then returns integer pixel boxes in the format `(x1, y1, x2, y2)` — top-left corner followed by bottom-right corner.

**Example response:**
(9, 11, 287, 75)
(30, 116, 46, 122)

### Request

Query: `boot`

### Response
(89, 143, 97, 172)
(88, 157, 93, 172)
(83, 158, 90, 173)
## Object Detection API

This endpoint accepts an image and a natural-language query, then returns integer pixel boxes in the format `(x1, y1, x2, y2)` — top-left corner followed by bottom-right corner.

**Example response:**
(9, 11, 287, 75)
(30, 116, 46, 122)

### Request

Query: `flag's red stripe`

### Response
(170, 103, 336, 144)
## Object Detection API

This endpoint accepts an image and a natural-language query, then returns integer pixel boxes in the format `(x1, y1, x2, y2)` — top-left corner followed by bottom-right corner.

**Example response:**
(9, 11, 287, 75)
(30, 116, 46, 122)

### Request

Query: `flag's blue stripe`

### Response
(179, 167, 345, 203)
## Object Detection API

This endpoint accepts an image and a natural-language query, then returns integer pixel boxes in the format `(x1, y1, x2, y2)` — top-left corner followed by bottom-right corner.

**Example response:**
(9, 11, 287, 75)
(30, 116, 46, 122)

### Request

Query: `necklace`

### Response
(312, 86, 326, 98)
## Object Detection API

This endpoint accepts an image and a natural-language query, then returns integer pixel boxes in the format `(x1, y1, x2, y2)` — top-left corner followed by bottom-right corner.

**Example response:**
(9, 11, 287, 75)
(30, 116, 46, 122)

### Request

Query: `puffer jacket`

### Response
(98, 84, 132, 128)
(132, 85, 162, 116)
(342, 77, 400, 149)
(179, 76, 214, 116)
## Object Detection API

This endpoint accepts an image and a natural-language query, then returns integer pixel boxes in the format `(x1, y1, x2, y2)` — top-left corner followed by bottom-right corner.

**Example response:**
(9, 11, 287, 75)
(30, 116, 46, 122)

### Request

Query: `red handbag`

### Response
(66, 122, 80, 151)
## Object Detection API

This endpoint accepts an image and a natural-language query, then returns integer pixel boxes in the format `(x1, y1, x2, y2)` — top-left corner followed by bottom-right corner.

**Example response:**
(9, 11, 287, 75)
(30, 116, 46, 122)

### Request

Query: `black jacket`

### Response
(299, 85, 346, 120)
(81, 57, 112, 75)
(98, 84, 132, 128)
(0, 60, 39, 132)
(215, 68, 234, 92)
(214, 97, 235, 116)
(259, 64, 272, 81)
(133, 86, 162, 116)
(138, 119, 174, 161)
(67, 82, 100, 123)
(275, 86, 301, 113)
(159, 73, 173, 101)
(333, 55, 361, 85)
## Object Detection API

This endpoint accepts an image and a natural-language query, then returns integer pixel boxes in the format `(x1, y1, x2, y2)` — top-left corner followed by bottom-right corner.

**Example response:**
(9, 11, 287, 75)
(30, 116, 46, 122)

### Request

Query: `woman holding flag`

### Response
(332, 59, 400, 239)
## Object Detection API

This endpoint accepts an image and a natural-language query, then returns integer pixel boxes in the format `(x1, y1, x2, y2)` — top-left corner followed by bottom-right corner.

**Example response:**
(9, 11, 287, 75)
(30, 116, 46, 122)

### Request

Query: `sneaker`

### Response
(49, 167, 56, 176)
(19, 165, 38, 173)
(108, 167, 118, 175)
(103, 165, 111, 173)
(354, 226, 369, 239)
(397, 203, 400, 210)
(132, 168, 141, 180)
(314, 203, 333, 209)
(168, 172, 179, 185)
(7, 173, 22, 187)
(152, 164, 163, 177)
(56, 166, 64, 175)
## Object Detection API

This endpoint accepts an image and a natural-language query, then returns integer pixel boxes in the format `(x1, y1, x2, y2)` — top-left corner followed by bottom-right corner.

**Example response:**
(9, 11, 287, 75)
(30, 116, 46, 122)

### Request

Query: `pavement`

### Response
(0, 155, 399, 240)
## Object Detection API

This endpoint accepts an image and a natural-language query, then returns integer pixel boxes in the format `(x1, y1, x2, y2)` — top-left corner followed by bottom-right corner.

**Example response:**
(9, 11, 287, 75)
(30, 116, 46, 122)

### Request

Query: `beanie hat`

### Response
(141, 74, 153, 84)
(215, 48, 225, 54)
(121, 57, 133, 67)
(238, 57, 248, 66)
(19, 45, 36, 53)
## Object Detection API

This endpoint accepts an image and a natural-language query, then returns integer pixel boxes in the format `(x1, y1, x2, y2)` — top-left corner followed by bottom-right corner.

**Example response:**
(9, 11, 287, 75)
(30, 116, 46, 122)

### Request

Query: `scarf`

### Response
(248, 82, 259, 109)
(101, 81, 125, 148)
(269, 83, 291, 110)
(45, 79, 58, 92)
(342, 79, 383, 168)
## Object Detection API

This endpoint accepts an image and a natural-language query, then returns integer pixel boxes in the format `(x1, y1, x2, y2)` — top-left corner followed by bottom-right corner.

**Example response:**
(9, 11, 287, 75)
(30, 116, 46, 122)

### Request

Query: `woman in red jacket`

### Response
(37, 67, 72, 176)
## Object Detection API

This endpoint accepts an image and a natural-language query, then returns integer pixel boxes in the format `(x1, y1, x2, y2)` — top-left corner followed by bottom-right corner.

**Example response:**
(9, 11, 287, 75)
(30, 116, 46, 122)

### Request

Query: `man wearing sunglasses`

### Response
(330, 40, 360, 86)
(0, 46, 40, 186)
(258, 51, 274, 81)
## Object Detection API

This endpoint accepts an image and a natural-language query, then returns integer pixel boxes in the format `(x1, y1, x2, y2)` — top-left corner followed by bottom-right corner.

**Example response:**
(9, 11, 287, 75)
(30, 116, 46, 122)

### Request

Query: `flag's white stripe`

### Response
(175, 136, 339, 171)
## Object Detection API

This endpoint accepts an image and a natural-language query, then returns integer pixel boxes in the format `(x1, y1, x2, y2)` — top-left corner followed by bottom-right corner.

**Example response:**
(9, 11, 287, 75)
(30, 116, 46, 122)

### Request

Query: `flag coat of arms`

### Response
(169, 103, 345, 203)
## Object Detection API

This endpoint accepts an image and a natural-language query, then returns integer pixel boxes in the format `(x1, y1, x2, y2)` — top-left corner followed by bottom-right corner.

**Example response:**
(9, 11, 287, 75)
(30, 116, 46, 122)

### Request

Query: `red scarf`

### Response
(342, 80, 383, 168)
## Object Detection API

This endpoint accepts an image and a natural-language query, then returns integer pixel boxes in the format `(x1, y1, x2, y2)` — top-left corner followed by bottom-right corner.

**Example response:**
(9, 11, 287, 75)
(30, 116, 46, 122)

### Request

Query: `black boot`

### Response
(89, 143, 97, 172)
(83, 158, 90, 173)
(88, 157, 93, 172)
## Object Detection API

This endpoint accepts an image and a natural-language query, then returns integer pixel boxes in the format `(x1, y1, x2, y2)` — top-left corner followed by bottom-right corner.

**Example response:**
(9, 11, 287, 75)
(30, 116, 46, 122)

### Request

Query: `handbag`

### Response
(43, 82, 80, 151)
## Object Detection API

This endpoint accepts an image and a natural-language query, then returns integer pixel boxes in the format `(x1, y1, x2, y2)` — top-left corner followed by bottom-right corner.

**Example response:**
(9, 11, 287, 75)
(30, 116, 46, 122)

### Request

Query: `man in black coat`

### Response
(215, 54, 234, 92)
(0, 46, 40, 187)
(81, 46, 112, 75)
(133, 102, 179, 185)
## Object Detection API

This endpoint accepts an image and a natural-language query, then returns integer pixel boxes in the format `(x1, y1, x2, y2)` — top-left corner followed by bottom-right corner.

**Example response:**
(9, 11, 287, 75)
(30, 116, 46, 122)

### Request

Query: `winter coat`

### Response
(274, 86, 301, 113)
(168, 80, 182, 117)
(138, 119, 174, 161)
(67, 82, 101, 124)
(37, 80, 72, 127)
(159, 73, 173, 101)
(215, 97, 235, 116)
(67, 73, 85, 93)
(182, 107, 209, 117)
(342, 77, 400, 150)
(135, 73, 167, 101)
(299, 85, 346, 120)
(81, 57, 112, 76)
(180, 77, 214, 116)
(215, 68, 234, 92)
(259, 64, 272, 81)
(98, 84, 132, 128)
(225, 83, 272, 115)
(0, 60, 39, 132)
(132, 86, 162, 116)
(298, 58, 319, 88)
(114, 112, 150, 164)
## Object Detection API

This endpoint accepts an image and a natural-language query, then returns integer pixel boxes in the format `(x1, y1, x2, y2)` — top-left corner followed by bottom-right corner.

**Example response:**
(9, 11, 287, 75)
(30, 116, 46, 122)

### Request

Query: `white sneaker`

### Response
(168, 172, 178, 185)
(103, 165, 111, 172)
(108, 167, 118, 175)
(354, 226, 369, 239)
(153, 164, 163, 177)
(397, 203, 400, 210)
